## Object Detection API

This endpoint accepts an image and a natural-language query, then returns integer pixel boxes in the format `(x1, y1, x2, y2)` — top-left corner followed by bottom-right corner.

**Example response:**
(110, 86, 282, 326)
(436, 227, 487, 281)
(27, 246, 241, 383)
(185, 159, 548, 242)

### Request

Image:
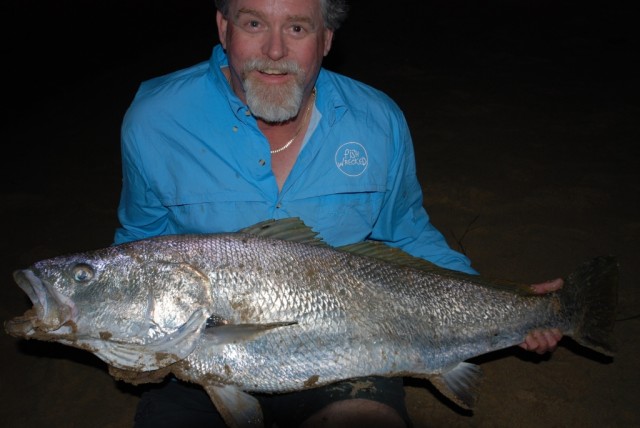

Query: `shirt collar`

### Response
(209, 45, 249, 119)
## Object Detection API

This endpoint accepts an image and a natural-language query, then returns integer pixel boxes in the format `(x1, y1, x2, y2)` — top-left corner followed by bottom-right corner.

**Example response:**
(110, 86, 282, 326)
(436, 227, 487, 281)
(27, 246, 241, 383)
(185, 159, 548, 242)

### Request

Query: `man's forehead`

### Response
(229, 0, 321, 15)
(228, 0, 323, 27)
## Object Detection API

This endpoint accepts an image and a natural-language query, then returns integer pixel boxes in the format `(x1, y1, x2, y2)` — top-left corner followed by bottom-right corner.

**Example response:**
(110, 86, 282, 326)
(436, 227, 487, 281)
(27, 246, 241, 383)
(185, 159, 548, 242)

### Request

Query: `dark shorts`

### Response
(134, 377, 412, 428)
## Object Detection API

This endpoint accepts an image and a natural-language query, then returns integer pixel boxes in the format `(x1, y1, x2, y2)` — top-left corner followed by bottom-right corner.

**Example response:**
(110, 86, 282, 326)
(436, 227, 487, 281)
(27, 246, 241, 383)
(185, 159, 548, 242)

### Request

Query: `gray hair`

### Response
(214, 0, 349, 31)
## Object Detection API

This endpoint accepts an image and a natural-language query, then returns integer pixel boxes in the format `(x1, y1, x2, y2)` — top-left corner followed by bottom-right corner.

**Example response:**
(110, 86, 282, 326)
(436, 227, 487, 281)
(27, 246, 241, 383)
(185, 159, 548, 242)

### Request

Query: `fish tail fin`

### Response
(562, 256, 618, 356)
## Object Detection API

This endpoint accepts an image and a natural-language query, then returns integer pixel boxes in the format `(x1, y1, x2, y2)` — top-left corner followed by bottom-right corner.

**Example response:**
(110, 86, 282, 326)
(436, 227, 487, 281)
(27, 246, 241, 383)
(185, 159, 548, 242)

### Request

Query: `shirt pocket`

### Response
(161, 190, 274, 234)
(284, 188, 386, 246)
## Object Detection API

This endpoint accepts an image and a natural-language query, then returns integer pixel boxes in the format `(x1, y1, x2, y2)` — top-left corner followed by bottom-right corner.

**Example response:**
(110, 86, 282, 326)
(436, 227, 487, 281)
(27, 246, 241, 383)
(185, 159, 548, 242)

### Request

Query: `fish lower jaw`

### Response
(5, 322, 76, 341)
(4, 315, 38, 337)
(5, 308, 76, 339)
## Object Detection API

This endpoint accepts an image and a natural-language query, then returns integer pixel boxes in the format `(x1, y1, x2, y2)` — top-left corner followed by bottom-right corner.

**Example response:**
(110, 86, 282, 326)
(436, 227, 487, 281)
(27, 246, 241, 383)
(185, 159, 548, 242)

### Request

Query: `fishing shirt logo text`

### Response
(335, 142, 368, 177)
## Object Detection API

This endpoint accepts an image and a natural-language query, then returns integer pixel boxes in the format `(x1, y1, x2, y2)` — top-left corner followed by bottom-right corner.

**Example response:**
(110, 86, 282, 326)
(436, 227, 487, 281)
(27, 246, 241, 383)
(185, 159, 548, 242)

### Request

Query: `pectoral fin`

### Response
(204, 384, 264, 428)
(204, 320, 297, 345)
(430, 362, 483, 410)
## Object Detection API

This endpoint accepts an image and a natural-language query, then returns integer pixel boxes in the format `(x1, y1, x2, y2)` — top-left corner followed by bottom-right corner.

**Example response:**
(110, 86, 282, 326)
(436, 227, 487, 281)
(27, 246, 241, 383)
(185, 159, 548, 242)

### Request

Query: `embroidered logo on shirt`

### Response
(335, 142, 368, 177)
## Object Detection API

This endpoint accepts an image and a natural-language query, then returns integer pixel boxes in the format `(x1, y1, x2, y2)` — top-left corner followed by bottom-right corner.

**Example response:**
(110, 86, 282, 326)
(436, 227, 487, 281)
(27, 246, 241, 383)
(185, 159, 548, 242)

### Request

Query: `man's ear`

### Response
(323, 29, 335, 56)
(216, 10, 228, 49)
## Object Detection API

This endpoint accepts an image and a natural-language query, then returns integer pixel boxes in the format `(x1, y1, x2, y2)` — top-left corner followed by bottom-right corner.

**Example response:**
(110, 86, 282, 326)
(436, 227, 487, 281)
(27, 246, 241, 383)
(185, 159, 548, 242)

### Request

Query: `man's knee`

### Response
(300, 398, 407, 428)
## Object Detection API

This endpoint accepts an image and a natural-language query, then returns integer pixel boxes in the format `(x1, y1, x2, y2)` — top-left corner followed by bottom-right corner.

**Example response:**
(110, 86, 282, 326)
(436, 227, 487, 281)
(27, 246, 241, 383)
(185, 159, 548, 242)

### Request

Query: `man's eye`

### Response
(249, 20, 260, 28)
(292, 25, 302, 33)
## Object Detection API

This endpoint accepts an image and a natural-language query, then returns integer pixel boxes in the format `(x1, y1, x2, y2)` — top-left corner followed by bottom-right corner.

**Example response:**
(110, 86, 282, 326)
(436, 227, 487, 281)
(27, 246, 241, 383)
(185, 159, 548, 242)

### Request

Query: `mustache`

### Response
(243, 58, 302, 75)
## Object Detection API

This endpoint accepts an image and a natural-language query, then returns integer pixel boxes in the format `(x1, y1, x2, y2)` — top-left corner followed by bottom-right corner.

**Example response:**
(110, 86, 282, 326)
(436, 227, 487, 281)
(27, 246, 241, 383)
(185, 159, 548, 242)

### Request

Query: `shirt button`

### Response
(276, 203, 282, 209)
(258, 159, 266, 166)
(232, 126, 238, 132)
(245, 110, 251, 116)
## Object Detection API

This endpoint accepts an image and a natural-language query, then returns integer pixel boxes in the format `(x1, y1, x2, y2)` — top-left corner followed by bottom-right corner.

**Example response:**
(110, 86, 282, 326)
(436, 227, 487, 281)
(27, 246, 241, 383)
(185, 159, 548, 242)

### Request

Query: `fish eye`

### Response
(71, 263, 94, 283)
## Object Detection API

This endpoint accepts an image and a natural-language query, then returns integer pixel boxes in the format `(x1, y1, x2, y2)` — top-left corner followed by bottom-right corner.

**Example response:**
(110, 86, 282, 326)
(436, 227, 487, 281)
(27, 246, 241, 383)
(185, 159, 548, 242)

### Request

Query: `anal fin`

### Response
(430, 362, 483, 410)
(204, 384, 264, 428)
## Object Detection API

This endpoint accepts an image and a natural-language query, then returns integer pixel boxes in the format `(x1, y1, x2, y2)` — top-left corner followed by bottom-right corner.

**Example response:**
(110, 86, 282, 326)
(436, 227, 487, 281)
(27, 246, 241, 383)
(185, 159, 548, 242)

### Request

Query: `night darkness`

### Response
(1, 1, 639, 427)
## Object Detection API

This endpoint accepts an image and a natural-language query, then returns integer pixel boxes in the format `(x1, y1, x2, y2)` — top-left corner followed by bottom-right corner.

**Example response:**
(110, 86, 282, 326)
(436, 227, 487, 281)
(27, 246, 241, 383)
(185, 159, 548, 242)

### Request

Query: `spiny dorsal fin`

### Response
(238, 218, 328, 247)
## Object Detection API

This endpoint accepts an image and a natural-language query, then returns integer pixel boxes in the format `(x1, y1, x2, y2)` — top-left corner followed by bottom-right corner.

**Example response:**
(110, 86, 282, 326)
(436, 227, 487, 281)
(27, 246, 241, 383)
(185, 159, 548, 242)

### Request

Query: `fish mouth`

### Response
(5, 270, 77, 338)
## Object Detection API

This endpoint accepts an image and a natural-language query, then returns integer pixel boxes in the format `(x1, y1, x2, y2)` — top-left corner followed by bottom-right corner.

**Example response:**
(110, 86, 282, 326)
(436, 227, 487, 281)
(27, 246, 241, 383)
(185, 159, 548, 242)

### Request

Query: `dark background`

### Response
(1, 1, 638, 427)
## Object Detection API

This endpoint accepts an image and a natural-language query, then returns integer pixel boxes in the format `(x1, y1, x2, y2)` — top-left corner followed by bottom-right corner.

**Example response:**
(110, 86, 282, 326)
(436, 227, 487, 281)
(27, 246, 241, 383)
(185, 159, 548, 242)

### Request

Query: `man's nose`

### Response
(263, 30, 287, 60)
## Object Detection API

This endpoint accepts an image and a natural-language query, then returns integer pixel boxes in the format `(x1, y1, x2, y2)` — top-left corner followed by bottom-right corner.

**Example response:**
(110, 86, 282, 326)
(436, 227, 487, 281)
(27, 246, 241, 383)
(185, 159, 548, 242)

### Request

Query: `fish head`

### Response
(6, 242, 213, 372)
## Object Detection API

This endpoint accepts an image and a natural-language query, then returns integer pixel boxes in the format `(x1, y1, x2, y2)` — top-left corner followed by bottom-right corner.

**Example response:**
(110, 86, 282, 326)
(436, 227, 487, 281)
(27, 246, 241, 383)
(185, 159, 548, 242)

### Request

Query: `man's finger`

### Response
(530, 278, 564, 294)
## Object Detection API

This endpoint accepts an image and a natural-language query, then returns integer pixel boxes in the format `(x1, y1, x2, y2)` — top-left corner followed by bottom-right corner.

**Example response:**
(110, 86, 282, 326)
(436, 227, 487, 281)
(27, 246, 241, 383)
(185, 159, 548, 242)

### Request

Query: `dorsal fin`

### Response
(338, 241, 536, 295)
(240, 218, 534, 295)
(238, 218, 328, 246)
(337, 241, 442, 273)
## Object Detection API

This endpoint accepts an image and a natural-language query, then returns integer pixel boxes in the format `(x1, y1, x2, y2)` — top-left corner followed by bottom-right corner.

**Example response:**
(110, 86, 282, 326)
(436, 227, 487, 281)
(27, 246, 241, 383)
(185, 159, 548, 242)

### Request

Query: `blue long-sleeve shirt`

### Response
(114, 45, 477, 275)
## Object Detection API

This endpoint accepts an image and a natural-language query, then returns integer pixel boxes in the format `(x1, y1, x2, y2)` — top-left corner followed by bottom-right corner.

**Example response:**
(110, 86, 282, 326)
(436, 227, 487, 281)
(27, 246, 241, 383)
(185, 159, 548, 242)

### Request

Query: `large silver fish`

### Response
(5, 218, 617, 427)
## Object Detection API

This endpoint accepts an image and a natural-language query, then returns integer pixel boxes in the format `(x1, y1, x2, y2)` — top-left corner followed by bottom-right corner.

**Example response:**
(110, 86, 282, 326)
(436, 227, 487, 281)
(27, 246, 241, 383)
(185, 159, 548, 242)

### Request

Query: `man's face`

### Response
(217, 0, 333, 122)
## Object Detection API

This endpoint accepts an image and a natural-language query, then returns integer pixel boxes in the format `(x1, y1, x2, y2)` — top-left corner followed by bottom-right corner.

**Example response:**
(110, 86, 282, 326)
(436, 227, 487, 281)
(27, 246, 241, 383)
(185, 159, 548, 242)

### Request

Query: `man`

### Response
(115, 0, 563, 426)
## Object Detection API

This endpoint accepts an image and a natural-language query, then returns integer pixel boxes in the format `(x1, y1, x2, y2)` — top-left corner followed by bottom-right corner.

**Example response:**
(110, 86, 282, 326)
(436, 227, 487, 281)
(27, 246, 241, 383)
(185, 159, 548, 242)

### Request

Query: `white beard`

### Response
(242, 59, 306, 123)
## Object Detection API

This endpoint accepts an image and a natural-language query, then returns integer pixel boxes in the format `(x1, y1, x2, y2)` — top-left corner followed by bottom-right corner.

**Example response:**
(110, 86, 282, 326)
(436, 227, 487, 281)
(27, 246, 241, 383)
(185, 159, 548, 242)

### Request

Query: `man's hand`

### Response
(519, 278, 564, 354)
